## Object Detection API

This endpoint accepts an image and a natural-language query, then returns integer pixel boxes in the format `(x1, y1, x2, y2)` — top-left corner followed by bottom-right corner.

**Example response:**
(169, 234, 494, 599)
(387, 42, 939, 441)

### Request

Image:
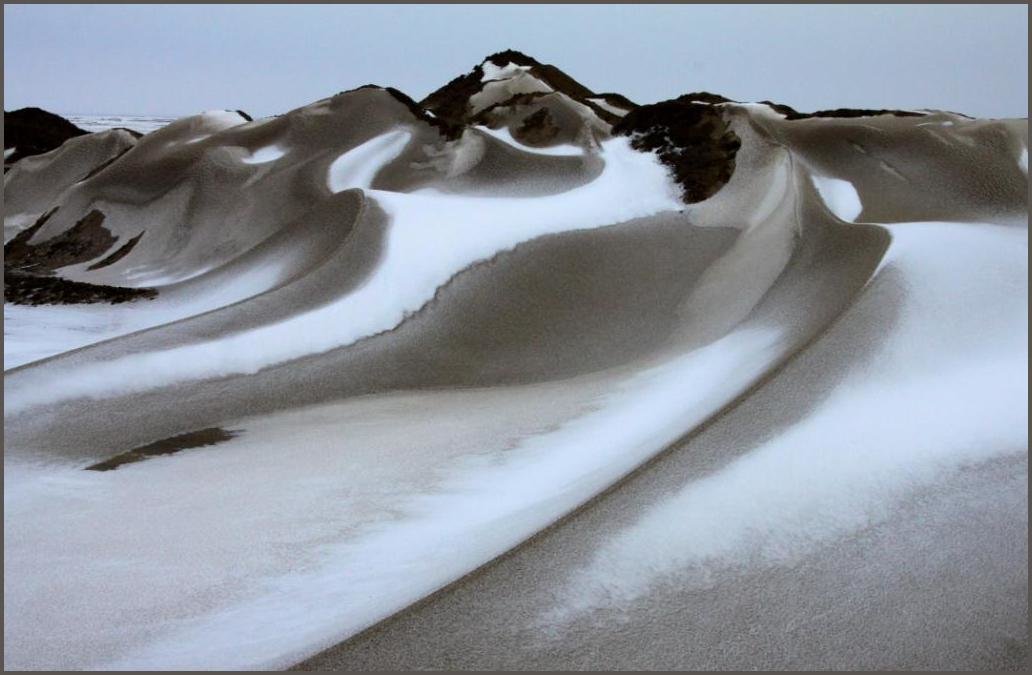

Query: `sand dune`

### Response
(3, 51, 1027, 670)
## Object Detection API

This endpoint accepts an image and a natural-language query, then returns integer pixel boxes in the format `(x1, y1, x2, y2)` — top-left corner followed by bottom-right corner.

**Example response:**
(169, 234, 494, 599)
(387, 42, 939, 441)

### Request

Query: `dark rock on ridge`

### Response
(484, 49, 595, 101)
(676, 94, 926, 121)
(4, 269, 157, 305)
(680, 92, 737, 105)
(4, 107, 89, 163)
(759, 100, 926, 121)
(420, 49, 615, 128)
(87, 231, 145, 271)
(593, 92, 638, 110)
(419, 68, 487, 129)
(613, 98, 741, 203)
(383, 86, 464, 140)
(469, 91, 552, 124)
(5, 208, 117, 273)
(4, 207, 155, 305)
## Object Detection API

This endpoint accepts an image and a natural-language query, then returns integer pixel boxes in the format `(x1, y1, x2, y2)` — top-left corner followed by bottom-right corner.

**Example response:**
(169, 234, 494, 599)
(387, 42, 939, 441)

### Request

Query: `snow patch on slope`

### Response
(475, 125, 584, 156)
(327, 130, 411, 192)
(587, 98, 629, 117)
(481, 61, 533, 82)
(812, 175, 863, 221)
(240, 144, 287, 165)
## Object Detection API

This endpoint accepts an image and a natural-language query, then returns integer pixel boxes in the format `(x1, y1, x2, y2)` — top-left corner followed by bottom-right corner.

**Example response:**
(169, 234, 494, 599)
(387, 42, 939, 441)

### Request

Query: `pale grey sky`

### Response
(3, 4, 1028, 119)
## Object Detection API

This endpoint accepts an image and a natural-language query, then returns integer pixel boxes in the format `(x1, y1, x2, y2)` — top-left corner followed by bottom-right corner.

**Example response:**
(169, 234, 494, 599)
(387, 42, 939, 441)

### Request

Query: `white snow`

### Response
(543, 220, 1029, 623)
(811, 174, 863, 221)
(480, 61, 533, 82)
(240, 144, 287, 165)
(475, 125, 585, 156)
(327, 129, 411, 192)
(587, 97, 629, 117)
(4, 147, 17, 160)
(5, 136, 682, 414)
(1019, 147, 1028, 175)
(4, 304, 132, 370)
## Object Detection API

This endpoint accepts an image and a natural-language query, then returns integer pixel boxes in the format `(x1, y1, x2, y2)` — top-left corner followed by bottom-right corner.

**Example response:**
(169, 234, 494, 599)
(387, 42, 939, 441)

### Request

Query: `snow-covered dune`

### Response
(3, 51, 1027, 671)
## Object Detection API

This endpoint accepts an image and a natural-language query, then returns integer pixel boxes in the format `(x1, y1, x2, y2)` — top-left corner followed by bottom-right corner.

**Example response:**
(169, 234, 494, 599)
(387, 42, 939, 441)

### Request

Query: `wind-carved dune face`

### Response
(2, 52, 1028, 672)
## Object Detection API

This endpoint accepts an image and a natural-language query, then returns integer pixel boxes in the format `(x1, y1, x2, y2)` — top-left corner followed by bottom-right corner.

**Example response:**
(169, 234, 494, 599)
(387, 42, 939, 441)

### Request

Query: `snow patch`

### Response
(475, 125, 584, 156)
(587, 98, 629, 117)
(240, 144, 287, 165)
(327, 129, 411, 192)
(811, 174, 863, 221)
(480, 61, 533, 82)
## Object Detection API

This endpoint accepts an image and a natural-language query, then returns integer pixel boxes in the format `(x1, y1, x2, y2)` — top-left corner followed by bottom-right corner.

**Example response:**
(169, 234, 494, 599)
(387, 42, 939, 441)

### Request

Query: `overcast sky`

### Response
(4, 4, 1028, 119)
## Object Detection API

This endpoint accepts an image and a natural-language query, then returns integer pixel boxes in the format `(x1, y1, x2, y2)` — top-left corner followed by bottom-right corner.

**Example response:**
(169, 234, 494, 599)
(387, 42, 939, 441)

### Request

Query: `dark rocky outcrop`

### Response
(3, 270, 157, 305)
(4, 107, 89, 163)
(613, 98, 741, 203)
(807, 107, 925, 120)
(484, 49, 595, 101)
(4, 207, 155, 305)
(679, 92, 737, 105)
(4, 208, 117, 273)
(85, 427, 240, 471)
(593, 92, 638, 110)
(420, 49, 609, 128)
(515, 108, 561, 145)
(87, 231, 145, 270)
(420, 68, 487, 129)
(383, 86, 464, 139)
(671, 94, 926, 121)
(759, 100, 925, 120)
(468, 91, 551, 125)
